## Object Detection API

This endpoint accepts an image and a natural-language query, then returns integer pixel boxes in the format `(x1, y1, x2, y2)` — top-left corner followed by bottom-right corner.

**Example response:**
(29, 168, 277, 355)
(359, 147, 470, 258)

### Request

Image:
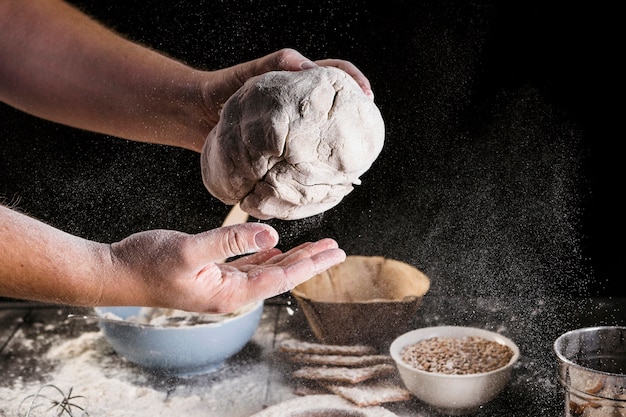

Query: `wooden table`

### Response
(2, 296, 625, 416)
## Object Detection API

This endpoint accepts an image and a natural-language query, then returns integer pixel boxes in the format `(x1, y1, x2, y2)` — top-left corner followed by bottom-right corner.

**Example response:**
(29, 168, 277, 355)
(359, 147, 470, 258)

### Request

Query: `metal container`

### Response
(554, 326, 626, 416)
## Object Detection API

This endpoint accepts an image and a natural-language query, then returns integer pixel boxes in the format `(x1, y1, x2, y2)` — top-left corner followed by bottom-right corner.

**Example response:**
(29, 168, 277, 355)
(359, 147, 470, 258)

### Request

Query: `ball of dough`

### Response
(201, 66, 385, 220)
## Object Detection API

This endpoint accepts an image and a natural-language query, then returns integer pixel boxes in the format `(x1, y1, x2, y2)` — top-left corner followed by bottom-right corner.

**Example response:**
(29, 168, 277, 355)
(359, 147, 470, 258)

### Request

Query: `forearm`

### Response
(0, 204, 117, 306)
(0, 0, 209, 152)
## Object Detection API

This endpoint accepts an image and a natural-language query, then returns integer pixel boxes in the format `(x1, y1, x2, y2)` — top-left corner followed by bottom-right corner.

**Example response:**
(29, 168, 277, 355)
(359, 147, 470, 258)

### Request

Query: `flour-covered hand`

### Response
(201, 48, 374, 129)
(109, 223, 346, 313)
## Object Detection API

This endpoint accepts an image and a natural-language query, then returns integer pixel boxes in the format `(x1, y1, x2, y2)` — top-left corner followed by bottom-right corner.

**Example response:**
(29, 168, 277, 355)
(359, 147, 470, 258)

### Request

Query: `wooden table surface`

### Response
(2, 295, 625, 416)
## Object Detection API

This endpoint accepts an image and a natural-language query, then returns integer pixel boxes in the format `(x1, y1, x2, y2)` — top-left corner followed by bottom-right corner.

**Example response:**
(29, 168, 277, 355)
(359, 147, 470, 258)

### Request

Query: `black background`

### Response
(1, 1, 622, 298)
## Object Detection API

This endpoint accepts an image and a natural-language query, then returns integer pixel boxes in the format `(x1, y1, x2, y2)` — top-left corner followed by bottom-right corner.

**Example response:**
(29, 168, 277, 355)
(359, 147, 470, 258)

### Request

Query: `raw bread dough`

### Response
(201, 66, 385, 220)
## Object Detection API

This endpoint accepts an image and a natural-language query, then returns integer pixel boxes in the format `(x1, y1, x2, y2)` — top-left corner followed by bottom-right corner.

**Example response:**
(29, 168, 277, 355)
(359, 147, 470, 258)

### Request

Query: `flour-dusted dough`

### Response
(201, 66, 385, 220)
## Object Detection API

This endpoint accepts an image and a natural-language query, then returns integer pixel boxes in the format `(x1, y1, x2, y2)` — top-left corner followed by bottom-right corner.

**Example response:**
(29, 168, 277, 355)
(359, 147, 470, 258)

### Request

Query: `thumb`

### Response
(231, 49, 315, 83)
(199, 223, 279, 263)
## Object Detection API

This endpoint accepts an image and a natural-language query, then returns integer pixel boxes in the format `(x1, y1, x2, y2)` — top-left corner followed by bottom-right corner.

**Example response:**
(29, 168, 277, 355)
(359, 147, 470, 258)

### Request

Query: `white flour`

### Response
(104, 303, 255, 327)
(0, 330, 276, 417)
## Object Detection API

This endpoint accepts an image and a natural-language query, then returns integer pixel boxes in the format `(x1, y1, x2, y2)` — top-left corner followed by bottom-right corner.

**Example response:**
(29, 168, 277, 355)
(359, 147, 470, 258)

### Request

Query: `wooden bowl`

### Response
(292, 256, 430, 347)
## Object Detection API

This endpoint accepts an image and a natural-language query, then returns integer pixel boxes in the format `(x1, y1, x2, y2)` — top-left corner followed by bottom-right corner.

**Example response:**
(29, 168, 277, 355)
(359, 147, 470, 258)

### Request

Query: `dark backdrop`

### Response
(1, 1, 622, 298)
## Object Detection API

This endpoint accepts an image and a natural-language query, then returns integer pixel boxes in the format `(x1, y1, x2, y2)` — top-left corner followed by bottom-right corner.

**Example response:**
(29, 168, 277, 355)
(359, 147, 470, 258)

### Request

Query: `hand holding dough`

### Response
(201, 66, 385, 220)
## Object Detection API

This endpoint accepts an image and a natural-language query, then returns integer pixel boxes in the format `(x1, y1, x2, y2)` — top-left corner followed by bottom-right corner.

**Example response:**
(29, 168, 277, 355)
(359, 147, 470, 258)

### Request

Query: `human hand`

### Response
(108, 222, 346, 313)
(201, 48, 374, 129)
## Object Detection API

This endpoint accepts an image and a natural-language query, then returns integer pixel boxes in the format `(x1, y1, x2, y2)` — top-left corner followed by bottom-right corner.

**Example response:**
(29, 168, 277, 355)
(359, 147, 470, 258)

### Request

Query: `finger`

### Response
(274, 52, 375, 99)
(229, 48, 315, 86)
(226, 247, 282, 268)
(233, 242, 319, 273)
(191, 223, 279, 266)
(261, 238, 340, 267)
(227, 240, 323, 273)
(228, 50, 373, 100)
(269, 48, 317, 71)
(315, 58, 374, 100)
(191, 241, 344, 313)
(246, 247, 347, 298)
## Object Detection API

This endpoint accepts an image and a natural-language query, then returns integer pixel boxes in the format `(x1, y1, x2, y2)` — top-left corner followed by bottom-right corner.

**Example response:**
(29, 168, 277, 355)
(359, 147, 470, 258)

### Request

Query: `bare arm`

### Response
(0, 205, 110, 306)
(0, 0, 361, 310)
(0, 0, 373, 153)
(0, 0, 211, 151)
(0, 205, 346, 312)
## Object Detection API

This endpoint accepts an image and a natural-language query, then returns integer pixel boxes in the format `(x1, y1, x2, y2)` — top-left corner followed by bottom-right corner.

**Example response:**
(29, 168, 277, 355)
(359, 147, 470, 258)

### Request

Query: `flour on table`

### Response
(201, 66, 385, 220)
(0, 330, 268, 417)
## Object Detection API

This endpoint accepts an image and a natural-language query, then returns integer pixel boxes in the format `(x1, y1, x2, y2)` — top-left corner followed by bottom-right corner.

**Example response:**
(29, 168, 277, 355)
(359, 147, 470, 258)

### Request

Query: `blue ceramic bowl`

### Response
(94, 301, 263, 376)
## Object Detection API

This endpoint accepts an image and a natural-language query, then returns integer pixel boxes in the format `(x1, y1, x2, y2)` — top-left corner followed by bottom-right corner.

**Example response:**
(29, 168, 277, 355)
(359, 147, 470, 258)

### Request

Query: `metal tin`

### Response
(554, 326, 626, 416)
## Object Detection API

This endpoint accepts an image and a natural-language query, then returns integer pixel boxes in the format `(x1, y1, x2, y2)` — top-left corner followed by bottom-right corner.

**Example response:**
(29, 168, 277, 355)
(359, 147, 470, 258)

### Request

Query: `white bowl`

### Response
(390, 326, 520, 415)
(95, 301, 263, 376)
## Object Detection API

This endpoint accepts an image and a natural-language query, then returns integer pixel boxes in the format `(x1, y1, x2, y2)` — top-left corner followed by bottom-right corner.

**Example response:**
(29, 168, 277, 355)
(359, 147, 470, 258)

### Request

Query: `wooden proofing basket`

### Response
(292, 256, 430, 346)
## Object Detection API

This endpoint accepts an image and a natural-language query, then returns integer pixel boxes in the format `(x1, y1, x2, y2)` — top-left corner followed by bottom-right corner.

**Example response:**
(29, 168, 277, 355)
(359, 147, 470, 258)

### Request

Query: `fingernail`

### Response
(358, 83, 374, 100)
(255, 230, 276, 249)
(300, 60, 317, 70)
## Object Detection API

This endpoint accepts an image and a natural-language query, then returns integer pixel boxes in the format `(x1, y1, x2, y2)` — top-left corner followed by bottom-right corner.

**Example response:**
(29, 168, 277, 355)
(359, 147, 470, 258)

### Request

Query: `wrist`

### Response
(95, 242, 150, 307)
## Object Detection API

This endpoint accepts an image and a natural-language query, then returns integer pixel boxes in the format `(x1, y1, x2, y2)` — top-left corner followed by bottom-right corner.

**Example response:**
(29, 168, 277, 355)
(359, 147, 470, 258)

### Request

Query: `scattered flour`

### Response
(105, 303, 256, 327)
(0, 330, 271, 416)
